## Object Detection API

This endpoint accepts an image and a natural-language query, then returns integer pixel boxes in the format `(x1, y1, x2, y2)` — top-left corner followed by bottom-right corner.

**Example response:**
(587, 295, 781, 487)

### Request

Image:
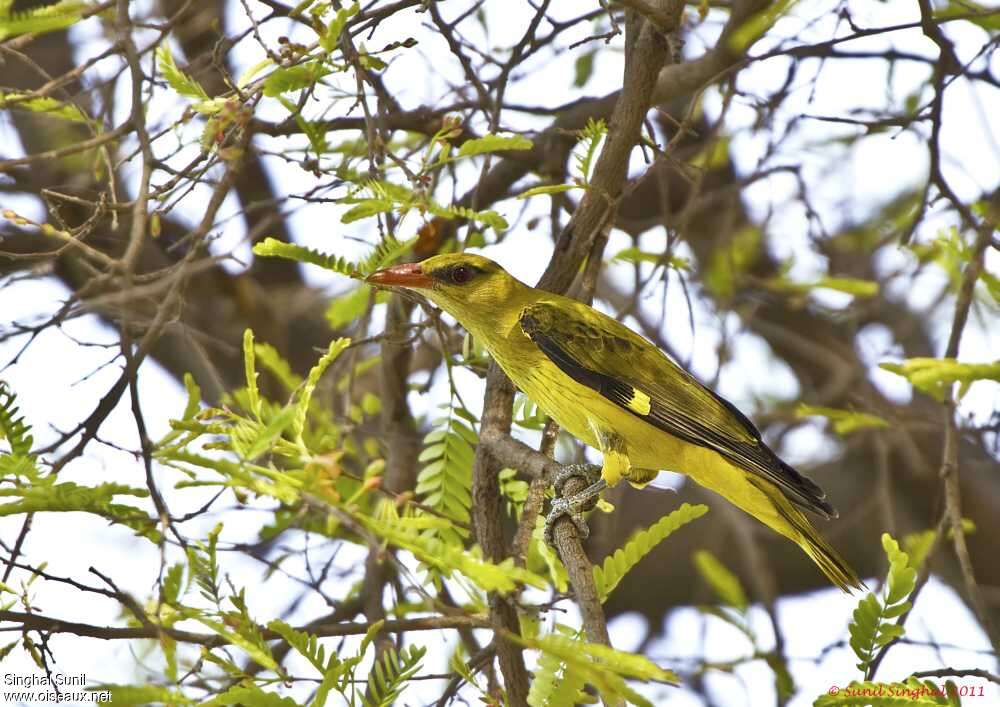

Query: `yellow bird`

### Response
(368, 253, 862, 592)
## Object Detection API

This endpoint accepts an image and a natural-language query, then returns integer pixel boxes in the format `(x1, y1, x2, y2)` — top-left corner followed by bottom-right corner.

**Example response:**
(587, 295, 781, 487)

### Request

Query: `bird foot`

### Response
(552, 463, 602, 497)
(544, 478, 607, 547)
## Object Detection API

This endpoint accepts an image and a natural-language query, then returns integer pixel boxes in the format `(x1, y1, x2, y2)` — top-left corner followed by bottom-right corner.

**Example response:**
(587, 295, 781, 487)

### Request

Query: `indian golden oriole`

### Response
(368, 253, 862, 592)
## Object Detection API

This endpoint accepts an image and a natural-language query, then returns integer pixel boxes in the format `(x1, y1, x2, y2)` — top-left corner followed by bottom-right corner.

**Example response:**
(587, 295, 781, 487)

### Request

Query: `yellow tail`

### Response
(761, 481, 864, 593)
(793, 517, 864, 592)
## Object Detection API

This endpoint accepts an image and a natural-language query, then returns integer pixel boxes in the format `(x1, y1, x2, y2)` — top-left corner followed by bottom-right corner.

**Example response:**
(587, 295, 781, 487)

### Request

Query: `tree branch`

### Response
(0, 610, 489, 645)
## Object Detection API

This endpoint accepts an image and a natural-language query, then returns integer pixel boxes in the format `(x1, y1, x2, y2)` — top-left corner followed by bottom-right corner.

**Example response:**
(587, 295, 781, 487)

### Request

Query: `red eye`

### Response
(451, 265, 473, 284)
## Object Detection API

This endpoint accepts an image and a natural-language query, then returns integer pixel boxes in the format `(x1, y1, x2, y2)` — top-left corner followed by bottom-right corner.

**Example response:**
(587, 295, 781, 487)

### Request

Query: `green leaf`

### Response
(162, 563, 186, 605)
(573, 118, 606, 182)
(156, 46, 209, 102)
(415, 414, 477, 545)
(934, 0, 1000, 30)
(902, 529, 935, 571)
(693, 549, 748, 611)
(573, 49, 596, 87)
(0, 381, 34, 457)
(705, 226, 761, 299)
(263, 62, 330, 97)
(980, 269, 1000, 305)
(180, 373, 202, 421)
(358, 52, 387, 70)
(243, 404, 297, 460)
(236, 57, 273, 89)
(884, 533, 916, 605)
(252, 238, 357, 276)
(243, 329, 262, 419)
(728, 0, 798, 51)
(362, 644, 426, 707)
(849, 591, 883, 672)
(253, 235, 414, 279)
(850, 534, 918, 676)
(527, 636, 589, 707)
(254, 343, 302, 392)
(612, 246, 690, 271)
(766, 653, 796, 701)
(426, 202, 509, 232)
(359, 233, 414, 274)
(688, 136, 732, 170)
(267, 619, 328, 672)
(518, 632, 679, 707)
(321, 2, 359, 52)
(0, 0, 90, 41)
(182, 610, 279, 674)
(767, 275, 880, 299)
(200, 685, 299, 707)
(292, 338, 351, 444)
(882, 600, 912, 619)
(325, 284, 373, 329)
(0, 91, 89, 123)
(594, 503, 708, 601)
(341, 199, 395, 223)
(0, 482, 157, 540)
(814, 276, 880, 297)
(515, 183, 581, 199)
(879, 358, 1000, 402)
(456, 133, 533, 158)
(361, 516, 546, 593)
(795, 404, 889, 436)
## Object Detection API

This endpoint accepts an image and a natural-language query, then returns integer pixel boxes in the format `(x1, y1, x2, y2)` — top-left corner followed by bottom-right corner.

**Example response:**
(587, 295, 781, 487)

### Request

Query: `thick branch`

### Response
(471, 365, 531, 706)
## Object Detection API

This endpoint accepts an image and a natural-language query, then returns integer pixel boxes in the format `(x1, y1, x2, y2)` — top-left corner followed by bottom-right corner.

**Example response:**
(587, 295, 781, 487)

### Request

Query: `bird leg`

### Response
(544, 464, 605, 545)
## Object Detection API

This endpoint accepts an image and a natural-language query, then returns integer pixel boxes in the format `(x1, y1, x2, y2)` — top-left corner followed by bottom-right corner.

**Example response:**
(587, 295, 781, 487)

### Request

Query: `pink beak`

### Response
(366, 263, 433, 289)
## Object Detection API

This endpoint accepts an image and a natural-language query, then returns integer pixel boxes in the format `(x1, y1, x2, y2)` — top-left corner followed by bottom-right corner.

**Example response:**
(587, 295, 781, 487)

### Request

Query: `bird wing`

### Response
(518, 299, 835, 518)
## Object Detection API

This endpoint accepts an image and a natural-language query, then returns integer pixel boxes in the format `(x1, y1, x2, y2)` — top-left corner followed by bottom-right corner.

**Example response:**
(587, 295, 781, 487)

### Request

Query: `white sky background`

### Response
(1, 0, 999, 705)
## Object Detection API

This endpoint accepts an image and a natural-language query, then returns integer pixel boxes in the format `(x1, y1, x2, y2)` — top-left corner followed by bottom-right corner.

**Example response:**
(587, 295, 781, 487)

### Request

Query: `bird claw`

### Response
(552, 463, 602, 497)
(544, 470, 607, 547)
(544, 496, 591, 546)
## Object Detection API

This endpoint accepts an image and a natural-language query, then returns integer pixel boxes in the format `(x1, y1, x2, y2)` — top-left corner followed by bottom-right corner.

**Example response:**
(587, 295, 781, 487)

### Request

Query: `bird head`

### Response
(366, 253, 526, 334)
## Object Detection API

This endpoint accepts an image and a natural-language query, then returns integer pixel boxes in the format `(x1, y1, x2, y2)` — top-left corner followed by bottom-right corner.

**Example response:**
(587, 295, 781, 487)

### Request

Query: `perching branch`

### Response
(938, 224, 999, 654)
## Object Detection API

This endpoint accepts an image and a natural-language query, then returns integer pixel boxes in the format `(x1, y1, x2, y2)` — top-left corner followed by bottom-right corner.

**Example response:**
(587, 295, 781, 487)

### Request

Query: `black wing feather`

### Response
(520, 305, 835, 519)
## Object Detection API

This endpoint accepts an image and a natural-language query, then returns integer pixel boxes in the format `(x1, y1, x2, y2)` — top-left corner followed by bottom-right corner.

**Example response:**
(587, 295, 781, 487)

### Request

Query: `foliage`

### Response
(879, 358, 1000, 402)
(796, 404, 889, 436)
(414, 408, 476, 545)
(517, 118, 606, 199)
(252, 233, 415, 280)
(849, 533, 918, 678)
(2, 0, 998, 704)
(594, 502, 708, 602)
(362, 644, 427, 707)
(0, 91, 90, 124)
(520, 631, 679, 707)
(813, 677, 964, 707)
(526, 626, 588, 707)
(694, 549, 749, 612)
(1, 382, 156, 537)
(704, 225, 762, 298)
(0, 381, 33, 459)
(0, 0, 91, 40)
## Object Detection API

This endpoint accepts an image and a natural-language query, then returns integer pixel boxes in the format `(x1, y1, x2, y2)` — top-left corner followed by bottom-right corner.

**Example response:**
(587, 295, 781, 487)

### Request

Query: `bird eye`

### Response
(450, 265, 473, 285)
